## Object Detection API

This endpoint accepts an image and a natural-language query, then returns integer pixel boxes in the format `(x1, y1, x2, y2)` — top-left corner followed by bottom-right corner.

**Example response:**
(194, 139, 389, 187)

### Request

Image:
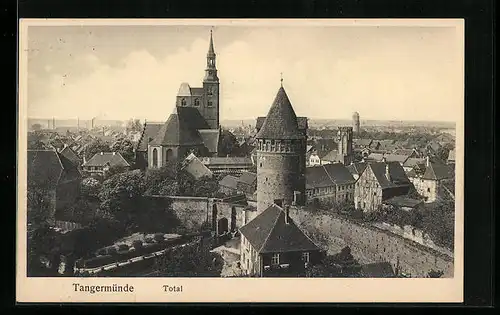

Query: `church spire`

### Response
(204, 30, 218, 82)
(208, 29, 215, 56)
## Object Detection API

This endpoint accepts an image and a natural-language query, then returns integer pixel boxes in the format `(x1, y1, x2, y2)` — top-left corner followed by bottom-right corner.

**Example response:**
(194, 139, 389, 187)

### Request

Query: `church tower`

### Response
(202, 30, 220, 129)
(337, 126, 354, 165)
(255, 82, 307, 214)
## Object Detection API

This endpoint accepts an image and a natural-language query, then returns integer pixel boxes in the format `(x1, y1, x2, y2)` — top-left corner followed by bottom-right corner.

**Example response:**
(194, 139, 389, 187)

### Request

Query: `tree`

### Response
(84, 139, 111, 160)
(111, 138, 135, 164)
(126, 119, 143, 133)
(218, 130, 240, 157)
(98, 170, 146, 232)
(152, 238, 223, 277)
(81, 177, 102, 198)
(31, 123, 42, 131)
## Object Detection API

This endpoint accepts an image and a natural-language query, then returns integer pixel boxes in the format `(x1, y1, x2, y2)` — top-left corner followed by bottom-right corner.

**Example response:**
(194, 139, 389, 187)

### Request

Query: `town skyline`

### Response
(26, 24, 463, 123)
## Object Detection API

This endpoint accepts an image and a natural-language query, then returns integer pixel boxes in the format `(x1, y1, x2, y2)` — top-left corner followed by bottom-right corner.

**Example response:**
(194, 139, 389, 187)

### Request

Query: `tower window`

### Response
(194, 98, 200, 107)
(302, 252, 310, 263)
(207, 100, 213, 107)
(181, 98, 187, 106)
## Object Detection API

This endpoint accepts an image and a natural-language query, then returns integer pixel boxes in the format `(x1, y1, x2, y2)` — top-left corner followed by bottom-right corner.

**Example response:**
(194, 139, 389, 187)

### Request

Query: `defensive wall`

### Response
(289, 208, 454, 278)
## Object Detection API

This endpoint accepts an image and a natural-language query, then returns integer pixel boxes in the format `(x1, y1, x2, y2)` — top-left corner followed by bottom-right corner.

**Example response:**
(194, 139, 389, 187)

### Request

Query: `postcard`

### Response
(17, 18, 464, 303)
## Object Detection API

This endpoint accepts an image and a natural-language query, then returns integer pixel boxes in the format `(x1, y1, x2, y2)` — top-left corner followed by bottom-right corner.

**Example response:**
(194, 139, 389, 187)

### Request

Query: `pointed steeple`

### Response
(208, 29, 215, 56)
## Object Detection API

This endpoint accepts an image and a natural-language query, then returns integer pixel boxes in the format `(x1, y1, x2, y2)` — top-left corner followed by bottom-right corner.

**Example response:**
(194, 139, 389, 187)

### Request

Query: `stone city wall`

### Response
(289, 208, 454, 278)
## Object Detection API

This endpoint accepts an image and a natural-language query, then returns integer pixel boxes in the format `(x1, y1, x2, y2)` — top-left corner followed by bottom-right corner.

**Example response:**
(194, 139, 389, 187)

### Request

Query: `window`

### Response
(194, 98, 200, 107)
(207, 100, 213, 107)
(259, 163, 262, 167)
(373, 192, 376, 196)
(427, 188, 431, 192)
(152, 148, 158, 168)
(271, 253, 280, 266)
(302, 252, 310, 263)
(181, 98, 187, 106)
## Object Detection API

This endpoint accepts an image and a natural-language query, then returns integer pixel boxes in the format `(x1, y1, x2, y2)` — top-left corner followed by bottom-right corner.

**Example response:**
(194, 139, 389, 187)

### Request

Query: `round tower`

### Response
(352, 111, 360, 134)
(255, 85, 306, 213)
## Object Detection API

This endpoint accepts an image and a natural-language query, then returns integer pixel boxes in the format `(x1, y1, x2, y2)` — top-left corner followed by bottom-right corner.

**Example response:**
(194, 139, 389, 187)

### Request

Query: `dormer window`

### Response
(194, 98, 200, 107)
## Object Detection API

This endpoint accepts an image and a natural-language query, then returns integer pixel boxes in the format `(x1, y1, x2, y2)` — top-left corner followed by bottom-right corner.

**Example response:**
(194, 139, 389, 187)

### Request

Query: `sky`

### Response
(25, 22, 463, 122)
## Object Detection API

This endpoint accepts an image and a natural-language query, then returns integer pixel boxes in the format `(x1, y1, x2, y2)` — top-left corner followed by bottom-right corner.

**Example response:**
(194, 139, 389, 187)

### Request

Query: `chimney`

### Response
(112, 152, 116, 156)
(426, 155, 430, 167)
(53, 117, 56, 130)
(284, 205, 290, 224)
(100, 152, 103, 155)
(385, 163, 391, 181)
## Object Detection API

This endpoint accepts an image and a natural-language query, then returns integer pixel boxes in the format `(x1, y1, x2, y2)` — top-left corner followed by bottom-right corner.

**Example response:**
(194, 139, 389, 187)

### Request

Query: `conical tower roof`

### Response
(150, 107, 204, 146)
(256, 87, 304, 140)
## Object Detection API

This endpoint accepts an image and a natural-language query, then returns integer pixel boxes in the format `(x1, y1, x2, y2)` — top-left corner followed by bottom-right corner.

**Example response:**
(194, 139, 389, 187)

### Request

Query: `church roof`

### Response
(177, 82, 192, 97)
(136, 122, 163, 151)
(150, 107, 205, 147)
(208, 31, 215, 55)
(255, 87, 305, 140)
(239, 204, 320, 254)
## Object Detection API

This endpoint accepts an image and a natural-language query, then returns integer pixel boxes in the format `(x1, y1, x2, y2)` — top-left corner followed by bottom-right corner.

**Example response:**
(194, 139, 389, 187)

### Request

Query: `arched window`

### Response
(194, 98, 200, 107)
(166, 149, 173, 162)
(181, 98, 187, 106)
(152, 148, 158, 168)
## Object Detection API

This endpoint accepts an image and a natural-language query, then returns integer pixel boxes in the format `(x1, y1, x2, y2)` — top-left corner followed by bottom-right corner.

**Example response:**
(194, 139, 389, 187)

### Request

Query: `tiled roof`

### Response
(321, 149, 340, 162)
(176, 107, 211, 130)
(83, 152, 130, 168)
(367, 153, 409, 163)
(422, 162, 454, 180)
(402, 157, 426, 168)
(189, 87, 204, 96)
(27, 149, 80, 187)
(198, 129, 220, 154)
(383, 196, 423, 208)
(256, 116, 308, 132)
(136, 123, 165, 151)
(202, 157, 253, 166)
(219, 175, 239, 189)
(353, 139, 373, 147)
(150, 107, 205, 146)
(237, 171, 257, 186)
(369, 162, 411, 189)
(255, 87, 306, 140)
(239, 204, 320, 254)
(59, 145, 82, 167)
(306, 163, 355, 189)
(346, 162, 368, 176)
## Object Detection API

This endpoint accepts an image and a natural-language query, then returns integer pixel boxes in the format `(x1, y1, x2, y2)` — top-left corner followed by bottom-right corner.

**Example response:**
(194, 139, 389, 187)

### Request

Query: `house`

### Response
(27, 149, 82, 224)
(353, 138, 373, 149)
(58, 145, 82, 169)
(181, 153, 213, 180)
(82, 152, 131, 177)
(447, 149, 455, 165)
(401, 157, 426, 174)
(236, 171, 257, 201)
(306, 163, 356, 205)
(346, 162, 368, 181)
(354, 161, 413, 212)
(218, 174, 239, 195)
(366, 153, 409, 165)
(239, 203, 321, 277)
(201, 156, 254, 175)
(408, 158, 454, 203)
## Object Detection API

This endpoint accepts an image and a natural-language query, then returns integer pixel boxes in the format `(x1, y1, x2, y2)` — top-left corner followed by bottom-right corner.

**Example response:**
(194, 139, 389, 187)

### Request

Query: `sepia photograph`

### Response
(17, 19, 464, 303)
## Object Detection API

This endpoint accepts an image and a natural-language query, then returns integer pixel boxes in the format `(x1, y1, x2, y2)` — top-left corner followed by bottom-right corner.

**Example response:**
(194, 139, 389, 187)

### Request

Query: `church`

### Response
(135, 31, 221, 170)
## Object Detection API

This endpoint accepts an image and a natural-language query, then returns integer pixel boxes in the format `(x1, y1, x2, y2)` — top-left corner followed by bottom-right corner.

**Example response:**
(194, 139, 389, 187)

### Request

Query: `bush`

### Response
(154, 233, 165, 242)
(117, 244, 130, 251)
(106, 247, 117, 255)
(132, 240, 143, 249)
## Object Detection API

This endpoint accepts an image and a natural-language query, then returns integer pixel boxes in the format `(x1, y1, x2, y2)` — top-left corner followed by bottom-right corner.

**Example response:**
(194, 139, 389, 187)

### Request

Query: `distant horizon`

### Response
(25, 22, 463, 123)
